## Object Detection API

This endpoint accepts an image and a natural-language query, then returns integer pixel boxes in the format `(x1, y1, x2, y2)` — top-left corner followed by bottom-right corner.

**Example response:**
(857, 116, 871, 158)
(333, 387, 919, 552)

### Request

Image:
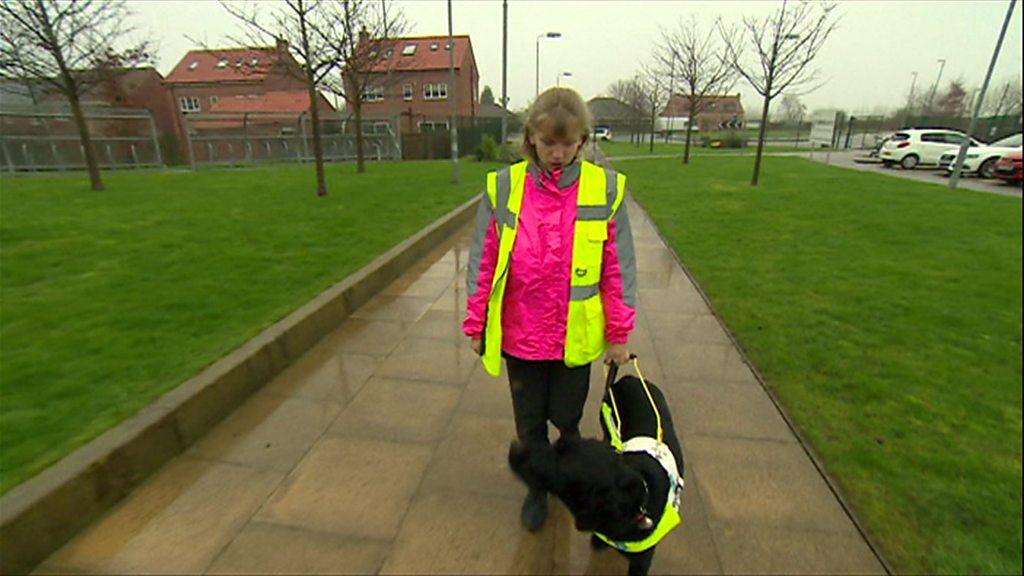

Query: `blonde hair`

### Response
(522, 87, 592, 165)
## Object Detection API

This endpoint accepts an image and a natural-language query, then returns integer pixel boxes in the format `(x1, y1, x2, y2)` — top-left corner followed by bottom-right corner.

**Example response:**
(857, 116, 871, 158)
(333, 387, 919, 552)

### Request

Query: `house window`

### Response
(209, 95, 219, 107)
(423, 83, 447, 100)
(179, 96, 201, 113)
(419, 120, 449, 131)
(403, 83, 413, 101)
(216, 59, 228, 69)
(362, 86, 384, 102)
(430, 42, 439, 51)
(188, 61, 199, 71)
(402, 43, 416, 55)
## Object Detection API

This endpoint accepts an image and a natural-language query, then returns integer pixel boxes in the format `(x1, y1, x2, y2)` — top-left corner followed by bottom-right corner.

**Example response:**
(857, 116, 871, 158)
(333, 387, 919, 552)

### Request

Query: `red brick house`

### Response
(661, 93, 745, 132)
(351, 35, 479, 133)
(164, 40, 335, 159)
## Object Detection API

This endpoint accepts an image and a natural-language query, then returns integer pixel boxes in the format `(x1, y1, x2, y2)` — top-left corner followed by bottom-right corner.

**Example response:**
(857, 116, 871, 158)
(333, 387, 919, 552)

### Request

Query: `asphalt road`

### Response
(806, 150, 1022, 198)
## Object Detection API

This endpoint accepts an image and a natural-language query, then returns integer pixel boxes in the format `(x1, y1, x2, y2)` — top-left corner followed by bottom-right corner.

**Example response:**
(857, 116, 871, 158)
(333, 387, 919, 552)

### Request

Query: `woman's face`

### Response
(529, 130, 584, 171)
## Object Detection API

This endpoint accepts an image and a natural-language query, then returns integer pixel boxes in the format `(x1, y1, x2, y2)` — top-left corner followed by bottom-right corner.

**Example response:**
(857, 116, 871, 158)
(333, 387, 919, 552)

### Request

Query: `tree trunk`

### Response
(683, 121, 694, 164)
(751, 93, 771, 186)
(649, 101, 656, 153)
(67, 89, 104, 191)
(299, 10, 328, 196)
(352, 86, 366, 174)
(306, 83, 328, 196)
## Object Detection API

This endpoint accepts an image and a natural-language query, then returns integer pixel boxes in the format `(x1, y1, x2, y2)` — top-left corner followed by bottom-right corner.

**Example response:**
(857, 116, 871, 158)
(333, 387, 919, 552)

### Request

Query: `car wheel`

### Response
(978, 158, 997, 179)
(900, 155, 919, 170)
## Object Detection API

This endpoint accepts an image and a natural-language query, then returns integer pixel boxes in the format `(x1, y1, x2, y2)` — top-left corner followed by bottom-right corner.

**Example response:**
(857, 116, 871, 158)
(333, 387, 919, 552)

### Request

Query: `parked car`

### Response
(938, 133, 1023, 178)
(992, 151, 1022, 185)
(878, 128, 981, 169)
(594, 126, 613, 141)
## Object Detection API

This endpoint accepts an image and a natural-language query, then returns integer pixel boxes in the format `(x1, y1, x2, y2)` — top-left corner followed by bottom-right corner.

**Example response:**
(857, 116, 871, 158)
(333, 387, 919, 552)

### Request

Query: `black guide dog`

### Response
(509, 360, 684, 576)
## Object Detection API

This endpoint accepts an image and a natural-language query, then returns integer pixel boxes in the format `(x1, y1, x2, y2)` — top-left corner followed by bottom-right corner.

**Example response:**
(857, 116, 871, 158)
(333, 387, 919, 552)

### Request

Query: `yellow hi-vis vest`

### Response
(481, 160, 626, 377)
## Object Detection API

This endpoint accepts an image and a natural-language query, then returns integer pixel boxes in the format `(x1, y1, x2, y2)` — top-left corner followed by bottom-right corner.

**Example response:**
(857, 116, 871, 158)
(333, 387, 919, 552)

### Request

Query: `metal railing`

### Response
(0, 106, 162, 172)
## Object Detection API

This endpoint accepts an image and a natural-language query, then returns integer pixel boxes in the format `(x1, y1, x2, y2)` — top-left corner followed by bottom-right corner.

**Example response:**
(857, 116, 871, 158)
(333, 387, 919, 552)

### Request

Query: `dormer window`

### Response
(216, 59, 228, 68)
(250, 58, 259, 66)
(188, 61, 199, 70)
(430, 42, 438, 51)
(445, 40, 453, 50)
(402, 43, 416, 56)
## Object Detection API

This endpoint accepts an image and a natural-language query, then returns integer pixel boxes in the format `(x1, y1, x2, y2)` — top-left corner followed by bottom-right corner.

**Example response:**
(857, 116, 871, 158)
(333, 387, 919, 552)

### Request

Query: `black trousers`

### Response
(505, 354, 592, 446)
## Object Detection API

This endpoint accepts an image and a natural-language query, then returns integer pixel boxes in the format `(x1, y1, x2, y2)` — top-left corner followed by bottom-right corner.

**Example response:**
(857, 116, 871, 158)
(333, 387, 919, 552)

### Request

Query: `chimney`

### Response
(276, 37, 288, 54)
(358, 27, 369, 46)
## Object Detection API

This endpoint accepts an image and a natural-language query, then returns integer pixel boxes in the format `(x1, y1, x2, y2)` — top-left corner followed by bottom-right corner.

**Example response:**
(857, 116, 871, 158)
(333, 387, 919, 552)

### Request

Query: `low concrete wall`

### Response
(0, 195, 480, 575)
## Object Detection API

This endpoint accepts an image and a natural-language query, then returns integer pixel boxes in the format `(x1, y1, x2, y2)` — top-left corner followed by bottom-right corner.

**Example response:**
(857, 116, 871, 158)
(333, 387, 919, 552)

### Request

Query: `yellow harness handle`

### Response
(604, 355, 663, 444)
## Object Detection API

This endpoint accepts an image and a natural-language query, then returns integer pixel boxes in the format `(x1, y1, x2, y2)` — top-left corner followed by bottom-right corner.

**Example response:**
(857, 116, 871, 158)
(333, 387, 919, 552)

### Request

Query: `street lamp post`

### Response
(927, 58, 946, 112)
(535, 31, 561, 97)
(904, 71, 918, 125)
(556, 71, 572, 87)
(950, 0, 1016, 190)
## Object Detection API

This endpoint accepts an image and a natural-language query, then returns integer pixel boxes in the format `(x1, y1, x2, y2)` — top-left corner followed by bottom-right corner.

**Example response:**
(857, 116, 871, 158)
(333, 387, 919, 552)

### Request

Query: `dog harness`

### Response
(596, 358, 683, 553)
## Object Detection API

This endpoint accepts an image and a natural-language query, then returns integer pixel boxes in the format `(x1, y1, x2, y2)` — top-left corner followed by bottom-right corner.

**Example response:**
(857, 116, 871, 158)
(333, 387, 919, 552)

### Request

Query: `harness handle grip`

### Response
(604, 352, 639, 391)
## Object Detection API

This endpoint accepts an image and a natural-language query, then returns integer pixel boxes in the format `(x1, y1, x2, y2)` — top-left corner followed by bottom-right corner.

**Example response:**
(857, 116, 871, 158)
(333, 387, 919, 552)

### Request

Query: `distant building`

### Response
(164, 40, 335, 159)
(351, 34, 480, 134)
(588, 97, 642, 133)
(660, 93, 745, 132)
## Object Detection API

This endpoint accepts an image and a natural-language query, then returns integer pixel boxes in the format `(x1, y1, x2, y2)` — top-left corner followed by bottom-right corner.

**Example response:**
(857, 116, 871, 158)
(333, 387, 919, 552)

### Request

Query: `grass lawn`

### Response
(619, 156, 1022, 575)
(0, 160, 498, 494)
(599, 140, 804, 158)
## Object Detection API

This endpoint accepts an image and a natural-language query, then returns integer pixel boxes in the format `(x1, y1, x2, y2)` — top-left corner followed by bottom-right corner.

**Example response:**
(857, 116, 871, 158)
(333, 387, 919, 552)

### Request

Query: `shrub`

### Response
(475, 134, 499, 161)
(700, 131, 748, 148)
(499, 142, 522, 163)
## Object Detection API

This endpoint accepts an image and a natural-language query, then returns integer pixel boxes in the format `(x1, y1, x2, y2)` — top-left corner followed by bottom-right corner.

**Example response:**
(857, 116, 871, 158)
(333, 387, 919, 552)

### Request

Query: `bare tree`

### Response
(217, 0, 403, 195)
(639, 63, 672, 153)
(935, 79, 969, 118)
(984, 77, 1022, 118)
(656, 15, 735, 163)
(0, 0, 152, 191)
(324, 1, 407, 174)
(719, 0, 839, 185)
(780, 94, 805, 125)
(608, 78, 649, 146)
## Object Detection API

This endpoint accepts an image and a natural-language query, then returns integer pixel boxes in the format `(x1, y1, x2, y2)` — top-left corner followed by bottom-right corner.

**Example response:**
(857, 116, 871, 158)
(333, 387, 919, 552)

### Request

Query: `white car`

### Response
(594, 126, 613, 141)
(879, 128, 981, 169)
(938, 133, 1023, 178)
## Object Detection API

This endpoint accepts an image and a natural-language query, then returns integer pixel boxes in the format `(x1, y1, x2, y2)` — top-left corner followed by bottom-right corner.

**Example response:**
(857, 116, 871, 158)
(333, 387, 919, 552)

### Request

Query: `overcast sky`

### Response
(130, 0, 1022, 115)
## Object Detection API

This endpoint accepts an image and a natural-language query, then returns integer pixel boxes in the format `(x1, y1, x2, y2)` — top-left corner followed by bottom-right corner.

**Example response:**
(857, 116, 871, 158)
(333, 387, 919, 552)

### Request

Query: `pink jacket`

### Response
(463, 161, 637, 361)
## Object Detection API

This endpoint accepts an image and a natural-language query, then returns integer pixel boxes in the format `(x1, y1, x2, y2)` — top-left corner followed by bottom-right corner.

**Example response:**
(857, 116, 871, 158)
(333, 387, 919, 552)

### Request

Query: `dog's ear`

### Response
(508, 440, 557, 492)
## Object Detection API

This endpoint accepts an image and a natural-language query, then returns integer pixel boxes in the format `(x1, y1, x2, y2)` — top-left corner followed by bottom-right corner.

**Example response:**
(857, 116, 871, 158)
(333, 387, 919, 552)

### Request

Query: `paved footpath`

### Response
(36, 200, 886, 575)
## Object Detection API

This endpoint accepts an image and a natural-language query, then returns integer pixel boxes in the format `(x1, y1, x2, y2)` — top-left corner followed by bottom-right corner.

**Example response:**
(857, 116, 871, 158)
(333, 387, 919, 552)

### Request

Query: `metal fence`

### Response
(181, 111, 401, 168)
(0, 106, 162, 171)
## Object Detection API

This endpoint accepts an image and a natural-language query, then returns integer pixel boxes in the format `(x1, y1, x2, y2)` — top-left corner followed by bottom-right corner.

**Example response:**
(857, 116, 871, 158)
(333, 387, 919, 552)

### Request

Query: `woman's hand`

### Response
(604, 342, 631, 366)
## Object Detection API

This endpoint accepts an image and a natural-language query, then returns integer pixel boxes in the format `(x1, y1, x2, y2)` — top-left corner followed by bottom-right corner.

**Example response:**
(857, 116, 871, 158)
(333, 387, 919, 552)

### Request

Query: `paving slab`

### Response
(205, 523, 390, 575)
(327, 376, 461, 445)
(35, 191, 886, 574)
(37, 459, 282, 575)
(254, 437, 431, 541)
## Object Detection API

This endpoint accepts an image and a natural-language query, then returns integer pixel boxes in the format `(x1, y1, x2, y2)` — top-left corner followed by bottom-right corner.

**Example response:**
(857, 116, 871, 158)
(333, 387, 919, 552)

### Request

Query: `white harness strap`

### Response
(622, 436, 683, 513)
